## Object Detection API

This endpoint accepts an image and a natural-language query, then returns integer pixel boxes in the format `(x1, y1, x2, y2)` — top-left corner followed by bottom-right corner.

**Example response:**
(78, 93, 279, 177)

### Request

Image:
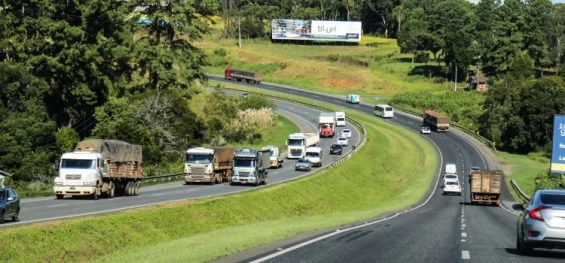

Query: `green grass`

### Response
(0, 82, 437, 263)
(226, 115, 299, 150)
(199, 33, 448, 97)
(496, 151, 549, 198)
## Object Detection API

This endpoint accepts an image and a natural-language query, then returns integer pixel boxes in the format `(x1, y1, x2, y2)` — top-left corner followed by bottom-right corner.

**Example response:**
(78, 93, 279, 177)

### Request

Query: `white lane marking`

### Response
(249, 123, 445, 263)
(153, 194, 164, 197)
(277, 109, 317, 131)
(47, 204, 67, 208)
(462, 251, 470, 259)
(461, 239, 466, 242)
(312, 95, 320, 98)
(462, 224, 466, 228)
(21, 197, 56, 203)
(462, 232, 467, 238)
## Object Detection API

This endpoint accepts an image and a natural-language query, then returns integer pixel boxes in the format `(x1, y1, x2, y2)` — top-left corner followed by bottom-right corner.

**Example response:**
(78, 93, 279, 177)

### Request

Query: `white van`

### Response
(445, 163, 457, 174)
(346, 94, 360, 104)
(335, 112, 346, 127)
(305, 147, 323, 167)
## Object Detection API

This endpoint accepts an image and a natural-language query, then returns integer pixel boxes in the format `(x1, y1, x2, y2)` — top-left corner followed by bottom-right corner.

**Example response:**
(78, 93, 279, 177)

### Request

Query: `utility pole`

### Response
(454, 66, 458, 91)
(238, 17, 241, 48)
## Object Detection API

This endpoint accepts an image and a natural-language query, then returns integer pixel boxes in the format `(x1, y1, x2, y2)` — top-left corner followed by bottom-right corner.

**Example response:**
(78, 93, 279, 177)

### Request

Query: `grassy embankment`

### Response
(0, 82, 437, 263)
(198, 31, 548, 200)
(496, 152, 548, 199)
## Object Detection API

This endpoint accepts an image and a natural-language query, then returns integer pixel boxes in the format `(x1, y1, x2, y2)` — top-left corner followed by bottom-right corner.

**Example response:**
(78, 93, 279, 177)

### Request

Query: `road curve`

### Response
(208, 76, 565, 263)
(3, 100, 360, 227)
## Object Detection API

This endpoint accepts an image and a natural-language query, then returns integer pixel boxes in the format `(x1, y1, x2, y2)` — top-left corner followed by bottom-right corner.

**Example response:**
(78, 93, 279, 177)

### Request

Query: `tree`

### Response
(397, 19, 429, 65)
(392, 5, 406, 33)
(489, 0, 526, 75)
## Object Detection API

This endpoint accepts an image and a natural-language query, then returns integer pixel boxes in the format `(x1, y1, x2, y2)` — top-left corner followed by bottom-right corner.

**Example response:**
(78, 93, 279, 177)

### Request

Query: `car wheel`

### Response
(0, 210, 4, 224)
(518, 235, 533, 255)
(12, 208, 19, 222)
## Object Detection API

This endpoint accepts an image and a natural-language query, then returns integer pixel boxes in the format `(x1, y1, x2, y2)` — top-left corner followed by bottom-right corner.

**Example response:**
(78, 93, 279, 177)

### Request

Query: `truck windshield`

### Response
(288, 139, 304, 146)
(234, 159, 254, 167)
(337, 118, 345, 121)
(305, 152, 319, 157)
(61, 159, 95, 169)
(186, 154, 211, 164)
(269, 151, 277, 157)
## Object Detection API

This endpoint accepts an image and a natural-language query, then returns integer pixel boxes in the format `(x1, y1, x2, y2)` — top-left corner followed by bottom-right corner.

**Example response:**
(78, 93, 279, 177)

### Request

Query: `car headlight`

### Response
(55, 182, 63, 185)
(83, 181, 96, 186)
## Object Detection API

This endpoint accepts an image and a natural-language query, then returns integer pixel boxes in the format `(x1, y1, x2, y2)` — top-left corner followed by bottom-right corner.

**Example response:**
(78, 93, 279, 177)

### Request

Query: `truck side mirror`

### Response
(512, 204, 525, 211)
(285, 140, 288, 146)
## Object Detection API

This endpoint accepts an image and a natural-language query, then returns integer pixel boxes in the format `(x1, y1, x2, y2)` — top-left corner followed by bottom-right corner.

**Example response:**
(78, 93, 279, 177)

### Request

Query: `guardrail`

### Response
(393, 106, 497, 151)
(139, 86, 367, 182)
(510, 179, 531, 202)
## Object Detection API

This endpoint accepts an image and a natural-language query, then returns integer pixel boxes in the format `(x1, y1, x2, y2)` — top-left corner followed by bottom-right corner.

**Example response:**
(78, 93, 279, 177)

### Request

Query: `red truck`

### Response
(224, 68, 262, 84)
(423, 110, 449, 132)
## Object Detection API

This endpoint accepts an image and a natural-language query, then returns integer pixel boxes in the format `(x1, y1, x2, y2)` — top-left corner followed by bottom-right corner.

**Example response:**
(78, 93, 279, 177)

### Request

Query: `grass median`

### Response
(0, 82, 437, 263)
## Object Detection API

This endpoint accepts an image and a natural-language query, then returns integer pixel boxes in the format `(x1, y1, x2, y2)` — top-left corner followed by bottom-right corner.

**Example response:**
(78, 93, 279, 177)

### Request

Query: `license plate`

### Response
(241, 181, 246, 184)
(70, 187, 75, 190)
(194, 180, 200, 182)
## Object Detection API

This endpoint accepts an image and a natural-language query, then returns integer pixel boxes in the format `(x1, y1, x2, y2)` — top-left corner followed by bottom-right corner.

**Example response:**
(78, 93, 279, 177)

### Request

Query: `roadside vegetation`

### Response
(0, 86, 437, 262)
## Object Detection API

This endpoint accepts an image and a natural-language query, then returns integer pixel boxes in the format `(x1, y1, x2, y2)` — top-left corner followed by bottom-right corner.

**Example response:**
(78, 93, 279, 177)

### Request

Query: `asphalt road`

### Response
(3, 100, 360, 227)
(208, 76, 565, 263)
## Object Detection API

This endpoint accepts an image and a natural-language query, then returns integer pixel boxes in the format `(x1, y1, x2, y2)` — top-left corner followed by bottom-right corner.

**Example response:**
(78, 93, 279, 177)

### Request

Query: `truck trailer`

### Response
(470, 170, 502, 205)
(184, 146, 236, 184)
(231, 148, 270, 186)
(286, 133, 320, 159)
(423, 110, 449, 132)
(224, 68, 262, 84)
(54, 139, 143, 200)
(319, 112, 336, 137)
(261, 146, 286, 168)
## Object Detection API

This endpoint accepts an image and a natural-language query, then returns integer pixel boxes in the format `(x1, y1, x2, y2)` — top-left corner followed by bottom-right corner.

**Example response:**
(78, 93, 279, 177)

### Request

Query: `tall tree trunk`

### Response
(380, 14, 388, 38)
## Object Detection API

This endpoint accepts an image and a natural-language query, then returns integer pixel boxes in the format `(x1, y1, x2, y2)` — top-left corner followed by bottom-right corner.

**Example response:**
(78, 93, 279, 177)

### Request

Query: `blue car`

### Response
(0, 187, 20, 224)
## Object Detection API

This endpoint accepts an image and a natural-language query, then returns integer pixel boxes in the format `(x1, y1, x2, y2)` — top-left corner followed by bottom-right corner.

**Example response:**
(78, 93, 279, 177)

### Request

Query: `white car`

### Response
(443, 180, 462, 195)
(337, 137, 349, 147)
(421, 126, 431, 134)
(442, 173, 459, 186)
(341, 129, 352, 138)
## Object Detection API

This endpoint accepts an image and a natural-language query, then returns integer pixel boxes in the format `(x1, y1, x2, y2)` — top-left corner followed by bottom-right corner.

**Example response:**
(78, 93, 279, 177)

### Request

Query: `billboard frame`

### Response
(271, 19, 362, 43)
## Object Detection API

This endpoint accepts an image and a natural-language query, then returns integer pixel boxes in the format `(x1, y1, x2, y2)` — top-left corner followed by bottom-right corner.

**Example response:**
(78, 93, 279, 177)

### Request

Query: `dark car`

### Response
(0, 187, 21, 224)
(295, 158, 312, 171)
(329, 144, 343, 155)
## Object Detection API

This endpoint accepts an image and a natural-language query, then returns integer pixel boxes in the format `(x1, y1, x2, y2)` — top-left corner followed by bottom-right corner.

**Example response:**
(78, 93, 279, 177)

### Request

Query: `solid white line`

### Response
(47, 204, 67, 208)
(462, 250, 470, 259)
(249, 121, 445, 263)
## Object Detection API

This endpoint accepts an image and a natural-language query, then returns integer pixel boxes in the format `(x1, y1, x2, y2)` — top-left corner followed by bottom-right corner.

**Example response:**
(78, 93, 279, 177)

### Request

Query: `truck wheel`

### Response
(255, 176, 260, 187)
(129, 182, 136, 196)
(56, 194, 64, 200)
(92, 191, 99, 200)
(124, 182, 132, 196)
(134, 182, 140, 196)
(108, 182, 115, 198)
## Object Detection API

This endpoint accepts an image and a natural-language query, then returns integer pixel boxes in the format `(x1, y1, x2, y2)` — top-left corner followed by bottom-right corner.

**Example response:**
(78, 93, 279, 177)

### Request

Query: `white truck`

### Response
(184, 146, 235, 184)
(53, 139, 143, 200)
(305, 147, 323, 167)
(319, 112, 336, 137)
(335, 112, 346, 127)
(261, 146, 286, 168)
(286, 133, 320, 159)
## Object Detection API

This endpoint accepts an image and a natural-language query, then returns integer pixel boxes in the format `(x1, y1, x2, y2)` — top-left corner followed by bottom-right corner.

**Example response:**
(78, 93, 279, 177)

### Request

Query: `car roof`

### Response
(331, 144, 342, 147)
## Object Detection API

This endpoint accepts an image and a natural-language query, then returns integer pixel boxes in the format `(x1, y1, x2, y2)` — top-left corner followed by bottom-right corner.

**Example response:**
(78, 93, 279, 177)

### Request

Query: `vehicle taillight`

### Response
(529, 206, 551, 221)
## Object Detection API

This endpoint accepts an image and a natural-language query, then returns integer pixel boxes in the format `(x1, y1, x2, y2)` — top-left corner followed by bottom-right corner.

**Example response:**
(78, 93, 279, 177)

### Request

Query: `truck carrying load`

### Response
(261, 146, 286, 168)
(184, 146, 236, 184)
(286, 133, 320, 159)
(224, 68, 262, 84)
(231, 148, 270, 186)
(423, 110, 449, 132)
(54, 139, 143, 200)
(319, 112, 336, 137)
(470, 170, 502, 205)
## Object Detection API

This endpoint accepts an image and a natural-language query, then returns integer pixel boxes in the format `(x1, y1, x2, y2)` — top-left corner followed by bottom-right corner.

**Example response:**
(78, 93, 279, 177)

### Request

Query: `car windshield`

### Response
(445, 175, 457, 179)
(540, 193, 565, 205)
(297, 160, 309, 165)
(0, 190, 5, 200)
(186, 154, 211, 164)
(337, 118, 345, 121)
(343, 130, 350, 133)
(423, 127, 429, 130)
(471, 167, 481, 171)
(61, 159, 95, 169)
(269, 150, 277, 157)
(305, 152, 319, 157)
(447, 182, 459, 186)
(331, 144, 341, 148)
(338, 138, 346, 141)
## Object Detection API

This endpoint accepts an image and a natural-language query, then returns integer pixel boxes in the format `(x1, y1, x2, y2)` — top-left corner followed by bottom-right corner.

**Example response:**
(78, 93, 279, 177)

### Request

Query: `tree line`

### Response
(0, 0, 276, 190)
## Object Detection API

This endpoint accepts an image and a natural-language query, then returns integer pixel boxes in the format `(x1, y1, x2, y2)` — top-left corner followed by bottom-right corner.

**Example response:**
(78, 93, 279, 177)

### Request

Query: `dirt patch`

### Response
(498, 159, 513, 177)
(322, 78, 359, 89)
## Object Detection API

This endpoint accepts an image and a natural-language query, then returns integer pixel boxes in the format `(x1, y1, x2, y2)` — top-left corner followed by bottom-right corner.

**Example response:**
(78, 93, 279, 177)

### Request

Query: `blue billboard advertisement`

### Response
(550, 114, 565, 174)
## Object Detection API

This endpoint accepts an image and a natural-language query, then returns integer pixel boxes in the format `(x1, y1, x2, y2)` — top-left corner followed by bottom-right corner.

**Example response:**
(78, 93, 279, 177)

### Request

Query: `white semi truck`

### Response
(286, 133, 320, 159)
(53, 139, 143, 200)
(184, 146, 236, 184)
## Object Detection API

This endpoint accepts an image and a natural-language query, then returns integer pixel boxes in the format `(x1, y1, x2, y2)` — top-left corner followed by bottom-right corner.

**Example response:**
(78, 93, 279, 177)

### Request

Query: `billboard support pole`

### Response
(238, 17, 241, 48)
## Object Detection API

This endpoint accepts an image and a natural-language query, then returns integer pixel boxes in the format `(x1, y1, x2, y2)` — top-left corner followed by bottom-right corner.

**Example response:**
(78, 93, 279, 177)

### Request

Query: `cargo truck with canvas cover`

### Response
(286, 132, 320, 159)
(423, 110, 449, 132)
(53, 139, 143, 200)
(262, 146, 286, 168)
(470, 170, 502, 205)
(224, 68, 262, 84)
(184, 147, 235, 184)
(319, 112, 336, 137)
(231, 148, 270, 186)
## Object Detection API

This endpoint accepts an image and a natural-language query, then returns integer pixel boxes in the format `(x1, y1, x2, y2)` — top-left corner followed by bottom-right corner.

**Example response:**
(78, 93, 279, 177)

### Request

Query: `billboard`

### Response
(550, 114, 565, 174)
(271, 19, 362, 42)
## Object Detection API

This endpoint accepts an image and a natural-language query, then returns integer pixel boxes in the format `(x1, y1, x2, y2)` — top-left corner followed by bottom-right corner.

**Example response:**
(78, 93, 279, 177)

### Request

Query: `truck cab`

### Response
(184, 147, 215, 183)
(305, 147, 323, 167)
(231, 148, 268, 186)
(335, 112, 346, 127)
(262, 146, 283, 168)
(54, 152, 104, 199)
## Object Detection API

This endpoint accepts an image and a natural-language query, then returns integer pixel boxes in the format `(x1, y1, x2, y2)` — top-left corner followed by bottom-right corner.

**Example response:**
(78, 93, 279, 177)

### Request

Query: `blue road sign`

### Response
(374, 96, 379, 101)
(550, 114, 565, 174)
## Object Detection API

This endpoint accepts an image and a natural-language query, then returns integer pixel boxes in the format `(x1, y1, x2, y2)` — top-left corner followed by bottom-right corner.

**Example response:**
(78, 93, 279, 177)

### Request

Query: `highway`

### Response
(3, 100, 360, 227)
(208, 76, 565, 263)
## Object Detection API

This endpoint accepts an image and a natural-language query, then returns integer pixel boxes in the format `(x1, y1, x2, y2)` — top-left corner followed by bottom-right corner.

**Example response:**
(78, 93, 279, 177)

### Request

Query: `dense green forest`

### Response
(1, 0, 564, 191)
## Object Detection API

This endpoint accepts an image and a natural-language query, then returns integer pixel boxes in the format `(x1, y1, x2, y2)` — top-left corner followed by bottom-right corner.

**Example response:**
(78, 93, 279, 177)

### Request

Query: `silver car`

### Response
(295, 158, 312, 171)
(515, 189, 565, 255)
